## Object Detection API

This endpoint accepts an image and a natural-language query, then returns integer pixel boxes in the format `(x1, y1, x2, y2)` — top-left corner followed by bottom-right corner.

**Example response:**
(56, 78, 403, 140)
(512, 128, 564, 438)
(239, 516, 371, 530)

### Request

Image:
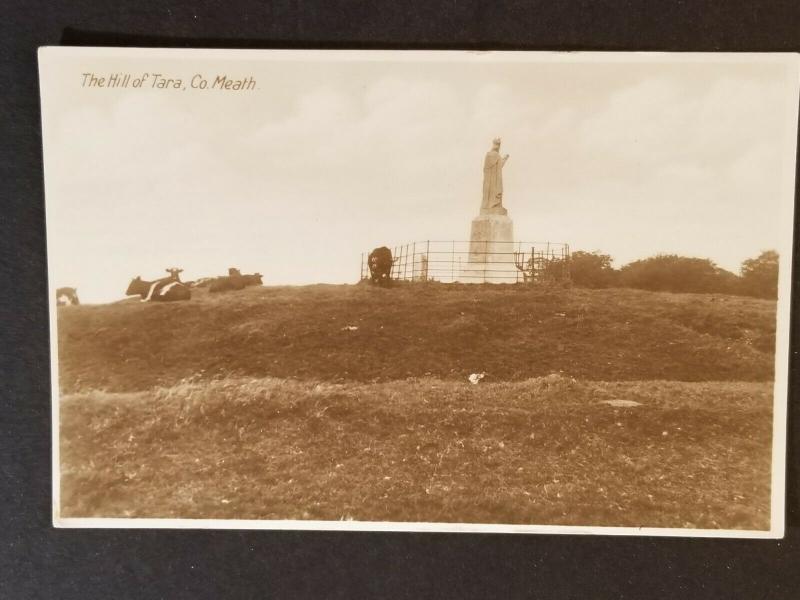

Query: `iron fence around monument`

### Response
(360, 240, 571, 284)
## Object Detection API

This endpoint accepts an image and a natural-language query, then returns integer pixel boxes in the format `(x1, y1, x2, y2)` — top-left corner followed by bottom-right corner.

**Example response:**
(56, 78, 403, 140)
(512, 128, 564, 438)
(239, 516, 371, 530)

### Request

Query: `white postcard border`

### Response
(40, 48, 800, 538)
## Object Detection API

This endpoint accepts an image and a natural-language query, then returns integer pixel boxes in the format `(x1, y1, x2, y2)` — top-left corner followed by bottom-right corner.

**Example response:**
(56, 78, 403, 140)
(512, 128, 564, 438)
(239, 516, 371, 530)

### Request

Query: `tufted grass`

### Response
(60, 375, 773, 529)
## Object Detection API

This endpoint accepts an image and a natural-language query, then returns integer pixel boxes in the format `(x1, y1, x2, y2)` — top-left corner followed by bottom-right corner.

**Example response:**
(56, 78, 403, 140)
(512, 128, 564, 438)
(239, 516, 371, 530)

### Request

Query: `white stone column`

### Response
(461, 206, 519, 283)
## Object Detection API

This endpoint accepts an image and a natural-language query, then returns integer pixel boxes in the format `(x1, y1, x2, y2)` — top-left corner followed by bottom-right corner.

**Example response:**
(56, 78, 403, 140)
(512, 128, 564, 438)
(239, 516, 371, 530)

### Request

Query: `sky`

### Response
(40, 50, 799, 303)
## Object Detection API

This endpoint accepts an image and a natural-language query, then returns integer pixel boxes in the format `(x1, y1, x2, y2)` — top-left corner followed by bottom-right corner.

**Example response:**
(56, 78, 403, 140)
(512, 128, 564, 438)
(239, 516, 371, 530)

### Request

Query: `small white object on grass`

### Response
(601, 399, 642, 407)
(468, 372, 485, 384)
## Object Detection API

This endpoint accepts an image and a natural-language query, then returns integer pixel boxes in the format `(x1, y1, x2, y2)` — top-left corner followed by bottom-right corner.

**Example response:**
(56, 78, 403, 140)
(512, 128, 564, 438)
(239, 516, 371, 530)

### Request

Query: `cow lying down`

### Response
(209, 269, 263, 293)
(126, 272, 191, 302)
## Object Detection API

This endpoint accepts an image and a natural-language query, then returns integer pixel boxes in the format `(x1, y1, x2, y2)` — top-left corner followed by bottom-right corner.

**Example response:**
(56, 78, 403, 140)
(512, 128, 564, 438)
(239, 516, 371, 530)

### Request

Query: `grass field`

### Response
(57, 283, 777, 529)
(58, 283, 775, 392)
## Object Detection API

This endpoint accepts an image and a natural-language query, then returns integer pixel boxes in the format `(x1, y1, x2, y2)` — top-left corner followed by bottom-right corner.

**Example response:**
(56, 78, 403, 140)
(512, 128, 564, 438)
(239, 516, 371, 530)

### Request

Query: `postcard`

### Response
(39, 48, 799, 536)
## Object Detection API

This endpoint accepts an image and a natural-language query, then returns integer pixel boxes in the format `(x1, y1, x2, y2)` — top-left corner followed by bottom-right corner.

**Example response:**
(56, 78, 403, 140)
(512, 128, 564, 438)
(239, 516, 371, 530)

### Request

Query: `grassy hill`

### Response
(61, 376, 772, 528)
(57, 283, 778, 529)
(56, 283, 776, 393)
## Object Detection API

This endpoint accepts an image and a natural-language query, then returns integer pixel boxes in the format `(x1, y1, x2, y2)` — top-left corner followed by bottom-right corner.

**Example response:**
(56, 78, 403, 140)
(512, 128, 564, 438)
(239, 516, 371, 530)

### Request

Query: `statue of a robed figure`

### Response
(481, 137, 510, 213)
(461, 136, 516, 282)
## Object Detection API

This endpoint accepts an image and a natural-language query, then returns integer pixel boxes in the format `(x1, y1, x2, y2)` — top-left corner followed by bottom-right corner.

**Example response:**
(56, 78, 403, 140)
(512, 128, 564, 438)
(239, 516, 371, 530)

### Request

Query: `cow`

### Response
(165, 267, 184, 280)
(126, 269, 191, 302)
(368, 246, 393, 286)
(241, 273, 263, 286)
(56, 287, 80, 306)
(227, 268, 262, 286)
(209, 275, 246, 293)
(209, 268, 263, 293)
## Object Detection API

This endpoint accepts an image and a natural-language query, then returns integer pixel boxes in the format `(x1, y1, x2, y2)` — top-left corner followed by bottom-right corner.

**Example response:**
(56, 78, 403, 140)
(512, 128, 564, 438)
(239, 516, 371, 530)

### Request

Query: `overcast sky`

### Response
(40, 50, 799, 303)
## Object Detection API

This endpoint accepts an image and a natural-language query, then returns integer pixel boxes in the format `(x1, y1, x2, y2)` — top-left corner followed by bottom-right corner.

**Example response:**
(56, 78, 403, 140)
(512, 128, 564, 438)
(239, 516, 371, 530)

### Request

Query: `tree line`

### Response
(565, 250, 779, 299)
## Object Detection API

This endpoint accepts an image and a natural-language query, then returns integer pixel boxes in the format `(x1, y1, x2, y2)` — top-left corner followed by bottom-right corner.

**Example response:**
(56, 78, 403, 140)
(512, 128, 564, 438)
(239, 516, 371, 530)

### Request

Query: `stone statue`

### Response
(481, 137, 510, 212)
(464, 137, 515, 281)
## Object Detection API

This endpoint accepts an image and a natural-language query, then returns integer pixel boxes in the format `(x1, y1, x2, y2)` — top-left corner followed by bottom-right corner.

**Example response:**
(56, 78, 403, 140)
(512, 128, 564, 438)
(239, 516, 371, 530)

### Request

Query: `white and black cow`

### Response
(126, 269, 191, 302)
(56, 287, 80, 306)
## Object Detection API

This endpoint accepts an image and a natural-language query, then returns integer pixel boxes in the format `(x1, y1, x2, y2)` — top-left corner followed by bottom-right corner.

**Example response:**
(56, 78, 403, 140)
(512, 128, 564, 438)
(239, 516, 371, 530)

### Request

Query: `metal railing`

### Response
(360, 240, 571, 284)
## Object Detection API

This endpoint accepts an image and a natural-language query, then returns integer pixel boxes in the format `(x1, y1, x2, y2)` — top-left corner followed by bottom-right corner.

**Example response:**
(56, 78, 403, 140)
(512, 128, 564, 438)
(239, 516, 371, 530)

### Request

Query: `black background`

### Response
(1, 2, 799, 598)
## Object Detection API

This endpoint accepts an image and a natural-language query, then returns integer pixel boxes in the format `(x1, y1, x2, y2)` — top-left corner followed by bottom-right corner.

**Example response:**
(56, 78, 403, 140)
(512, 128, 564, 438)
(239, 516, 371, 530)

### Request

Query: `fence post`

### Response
(426, 240, 431, 282)
(397, 245, 403, 281)
(411, 242, 417, 281)
(451, 240, 455, 282)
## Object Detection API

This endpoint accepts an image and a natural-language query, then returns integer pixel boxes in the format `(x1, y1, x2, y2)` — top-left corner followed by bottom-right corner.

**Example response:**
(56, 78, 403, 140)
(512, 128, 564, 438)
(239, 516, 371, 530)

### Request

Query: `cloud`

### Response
(43, 58, 796, 302)
(578, 76, 785, 172)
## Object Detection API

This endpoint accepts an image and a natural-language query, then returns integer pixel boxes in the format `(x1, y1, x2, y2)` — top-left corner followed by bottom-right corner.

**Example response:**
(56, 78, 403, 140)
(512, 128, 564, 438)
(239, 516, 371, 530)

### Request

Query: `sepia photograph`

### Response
(39, 48, 799, 536)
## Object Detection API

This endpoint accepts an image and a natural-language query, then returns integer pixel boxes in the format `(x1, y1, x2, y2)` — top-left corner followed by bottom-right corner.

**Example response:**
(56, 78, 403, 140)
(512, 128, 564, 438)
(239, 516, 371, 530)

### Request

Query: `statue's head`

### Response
(492, 137, 501, 149)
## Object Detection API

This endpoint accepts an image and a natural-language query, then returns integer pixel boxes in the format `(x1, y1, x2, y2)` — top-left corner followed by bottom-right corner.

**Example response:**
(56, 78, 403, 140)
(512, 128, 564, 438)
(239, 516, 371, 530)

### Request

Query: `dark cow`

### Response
(228, 268, 262, 286)
(209, 268, 263, 293)
(368, 246, 393, 286)
(241, 273, 263, 286)
(126, 269, 191, 302)
(56, 287, 80, 306)
(209, 275, 246, 293)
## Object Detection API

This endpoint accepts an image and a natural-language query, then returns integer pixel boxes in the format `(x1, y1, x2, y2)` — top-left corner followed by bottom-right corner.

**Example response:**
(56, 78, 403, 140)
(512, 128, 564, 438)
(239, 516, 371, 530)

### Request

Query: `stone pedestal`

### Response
(460, 207, 519, 283)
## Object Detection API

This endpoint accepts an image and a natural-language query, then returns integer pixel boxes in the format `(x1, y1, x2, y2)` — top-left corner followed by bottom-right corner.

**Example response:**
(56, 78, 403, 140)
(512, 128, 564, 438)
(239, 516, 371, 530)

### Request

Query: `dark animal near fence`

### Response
(126, 269, 191, 302)
(56, 287, 80, 306)
(368, 246, 393, 286)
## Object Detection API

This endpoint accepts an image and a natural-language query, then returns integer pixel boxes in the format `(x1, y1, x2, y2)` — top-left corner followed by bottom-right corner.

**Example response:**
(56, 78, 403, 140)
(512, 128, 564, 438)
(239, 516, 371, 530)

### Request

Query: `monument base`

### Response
(459, 262, 522, 284)
(459, 211, 519, 283)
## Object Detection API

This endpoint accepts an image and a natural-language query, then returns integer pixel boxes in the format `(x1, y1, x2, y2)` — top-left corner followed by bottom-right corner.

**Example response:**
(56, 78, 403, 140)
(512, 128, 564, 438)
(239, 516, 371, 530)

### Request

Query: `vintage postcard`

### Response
(39, 48, 798, 537)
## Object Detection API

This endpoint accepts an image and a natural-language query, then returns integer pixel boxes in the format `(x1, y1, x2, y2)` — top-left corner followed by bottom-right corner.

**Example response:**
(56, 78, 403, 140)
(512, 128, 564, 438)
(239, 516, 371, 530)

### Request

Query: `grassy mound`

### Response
(56, 283, 776, 393)
(60, 375, 773, 528)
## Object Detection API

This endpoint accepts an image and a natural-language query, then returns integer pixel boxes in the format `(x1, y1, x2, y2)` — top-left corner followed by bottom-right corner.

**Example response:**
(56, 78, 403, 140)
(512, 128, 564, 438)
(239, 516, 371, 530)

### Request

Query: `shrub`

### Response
(618, 254, 738, 294)
(740, 250, 779, 299)
(569, 251, 617, 288)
